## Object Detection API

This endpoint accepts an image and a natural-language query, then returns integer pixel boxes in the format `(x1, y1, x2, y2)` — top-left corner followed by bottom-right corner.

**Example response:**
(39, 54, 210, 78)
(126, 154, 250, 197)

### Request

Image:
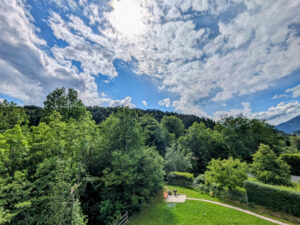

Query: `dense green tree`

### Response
(216, 115, 281, 162)
(44, 88, 86, 120)
(164, 143, 192, 173)
(24, 105, 45, 126)
(81, 108, 165, 225)
(161, 116, 185, 139)
(251, 144, 291, 186)
(87, 107, 215, 129)
(179, 122, 230, 174)
(0, 125, 29, 177)
(0, 100, 27, 132)
(205, 157, 248, 190)
(71, 198, 88, 225)
(0, 170, 32, 225)
(290, 136, 300, 151)
(140, 115, 168, 156)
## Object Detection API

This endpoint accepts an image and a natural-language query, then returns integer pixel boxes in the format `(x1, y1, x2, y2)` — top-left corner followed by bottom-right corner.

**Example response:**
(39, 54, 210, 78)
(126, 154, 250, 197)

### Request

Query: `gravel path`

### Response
(165, 194, 186, 203)
(291, 175, 300, 183)
(186, 198, 290, 225)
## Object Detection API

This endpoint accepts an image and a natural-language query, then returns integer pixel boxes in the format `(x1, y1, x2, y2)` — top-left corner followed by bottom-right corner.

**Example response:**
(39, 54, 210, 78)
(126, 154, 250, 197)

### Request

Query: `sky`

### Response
(0, 0, 300, 125)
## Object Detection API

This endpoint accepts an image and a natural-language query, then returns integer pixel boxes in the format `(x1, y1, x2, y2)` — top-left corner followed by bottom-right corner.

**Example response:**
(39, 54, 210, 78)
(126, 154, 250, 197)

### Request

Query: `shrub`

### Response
(196, 183, 247, 202)
(164, 143, 192, 173)
(244, 180, 300, 216)
(251, 144, 291, 186)
(167, 171, 194, 187)
(280, 154, 300, 175)
(194, 174, 205, 185)
(204, 157, 248, 190)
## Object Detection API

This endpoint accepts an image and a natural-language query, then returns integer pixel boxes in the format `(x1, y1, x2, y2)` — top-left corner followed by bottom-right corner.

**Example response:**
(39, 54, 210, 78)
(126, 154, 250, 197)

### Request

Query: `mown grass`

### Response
(128, 186, 284, 225)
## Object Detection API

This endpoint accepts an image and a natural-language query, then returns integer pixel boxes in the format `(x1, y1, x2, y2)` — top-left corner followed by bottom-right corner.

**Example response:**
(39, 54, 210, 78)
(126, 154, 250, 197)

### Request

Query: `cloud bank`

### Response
(0, 0, 299, 124)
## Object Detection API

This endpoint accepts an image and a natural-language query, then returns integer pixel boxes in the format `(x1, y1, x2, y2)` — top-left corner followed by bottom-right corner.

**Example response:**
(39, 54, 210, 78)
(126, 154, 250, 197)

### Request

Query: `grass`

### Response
(128, 186, 289, 225)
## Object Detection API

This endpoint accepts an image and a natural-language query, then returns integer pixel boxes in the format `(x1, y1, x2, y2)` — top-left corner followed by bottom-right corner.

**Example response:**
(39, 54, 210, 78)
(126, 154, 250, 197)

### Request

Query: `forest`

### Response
(0, 88, 299, 225)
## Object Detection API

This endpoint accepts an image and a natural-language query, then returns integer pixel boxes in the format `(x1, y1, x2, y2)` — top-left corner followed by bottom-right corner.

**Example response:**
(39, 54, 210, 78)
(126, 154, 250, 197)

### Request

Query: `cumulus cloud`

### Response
(102, 0, 300, 115)
(213, 102, 251, 121)
(0, 0, 102, 106)
(286, 84, 300, 98)
(158, 98, 171, 108)
(109, 96, 135, 108)
(142, 100, 147, 106)
(0, 0, 300, 116)
(252, 101, 300, 125)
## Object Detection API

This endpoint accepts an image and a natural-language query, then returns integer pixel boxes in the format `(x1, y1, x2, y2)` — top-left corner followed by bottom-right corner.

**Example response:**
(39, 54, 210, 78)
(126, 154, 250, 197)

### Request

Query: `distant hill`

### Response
(276, 115, 300, 134)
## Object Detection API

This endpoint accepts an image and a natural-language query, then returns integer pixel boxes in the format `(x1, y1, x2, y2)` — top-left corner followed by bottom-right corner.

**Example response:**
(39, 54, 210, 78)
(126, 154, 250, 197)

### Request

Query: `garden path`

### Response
(291, 175, 300, 183)
(165, 194, 186, 203)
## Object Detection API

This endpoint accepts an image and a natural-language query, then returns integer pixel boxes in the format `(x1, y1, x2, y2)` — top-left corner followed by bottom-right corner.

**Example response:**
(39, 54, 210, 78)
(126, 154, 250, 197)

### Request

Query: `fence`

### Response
(113, 211, 128, 225)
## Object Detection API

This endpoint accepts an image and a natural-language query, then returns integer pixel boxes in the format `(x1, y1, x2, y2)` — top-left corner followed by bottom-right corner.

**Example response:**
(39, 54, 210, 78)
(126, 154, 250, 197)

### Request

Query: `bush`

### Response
(204, 157, 248, 190)
(194, 174, 205, 185)
(252, 144, 291, 186)
(196, 183, 247, 202)
(280, 154, 300, 175)
(244, 180, 300, 216)
(164, 143, 192, 173)
(167, 171, 194, 187)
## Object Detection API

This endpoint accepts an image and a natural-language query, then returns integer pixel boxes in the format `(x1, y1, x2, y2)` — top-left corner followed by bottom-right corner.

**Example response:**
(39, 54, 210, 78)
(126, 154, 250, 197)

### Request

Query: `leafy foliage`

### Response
(161, 116, 185, 139)
(0, 88, 294, 225)
(251, 144, 291, 186)
(44, 87, 86, 120)
(244, 180, 300, 216)
(179, 122, 230, 173)
(0, 100, 27, 132)
(166, 171, 194, 187)
(280, 153, 300, 175)
(140, 115, 168, 156)
(164, 143, 192, 173)
(216, 116, 281, 162)
(204, 157, 248, 190)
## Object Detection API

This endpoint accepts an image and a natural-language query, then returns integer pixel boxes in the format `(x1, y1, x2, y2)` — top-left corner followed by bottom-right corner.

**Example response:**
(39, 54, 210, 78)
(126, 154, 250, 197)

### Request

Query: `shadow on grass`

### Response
(128, 192, 177, 225)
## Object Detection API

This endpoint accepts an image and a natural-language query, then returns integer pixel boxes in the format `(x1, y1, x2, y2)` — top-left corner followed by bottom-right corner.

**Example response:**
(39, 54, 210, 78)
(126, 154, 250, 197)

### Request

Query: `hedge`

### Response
(167, 171, 194, 187)
(280, 153, 300, 175)
(244, 180, 300, 216)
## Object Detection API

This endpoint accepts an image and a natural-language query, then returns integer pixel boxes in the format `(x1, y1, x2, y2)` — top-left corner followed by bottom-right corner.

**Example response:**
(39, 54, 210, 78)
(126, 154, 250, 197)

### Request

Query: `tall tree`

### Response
(44, 88, 86, 120)
(161, 116, 184, 139)
(140, 115, 168, 156)
(164, 143, 192, 173)
(251, 144, 291, 186)
(0, 100, 27, 132)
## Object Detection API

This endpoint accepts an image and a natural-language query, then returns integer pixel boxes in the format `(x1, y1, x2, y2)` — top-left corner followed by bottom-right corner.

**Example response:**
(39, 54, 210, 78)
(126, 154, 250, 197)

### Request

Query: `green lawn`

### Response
(128, 187, 276, 225)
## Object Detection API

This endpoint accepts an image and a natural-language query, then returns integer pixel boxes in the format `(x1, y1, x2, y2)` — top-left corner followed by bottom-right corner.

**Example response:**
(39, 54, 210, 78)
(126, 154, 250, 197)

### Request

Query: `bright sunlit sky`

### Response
(0, 0, 300, 125)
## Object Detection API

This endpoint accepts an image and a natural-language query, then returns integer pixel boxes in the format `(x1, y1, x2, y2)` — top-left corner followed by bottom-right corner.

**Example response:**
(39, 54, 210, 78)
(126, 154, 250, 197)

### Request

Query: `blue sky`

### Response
(0, 0, 300, 125)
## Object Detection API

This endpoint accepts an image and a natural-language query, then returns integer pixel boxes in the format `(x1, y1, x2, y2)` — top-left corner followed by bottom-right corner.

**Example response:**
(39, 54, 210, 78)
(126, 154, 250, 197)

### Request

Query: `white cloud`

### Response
(109, 96, 135, 108)
(286, 84, 300, 98)
(101, 0, 300, 115)
(213, 101, 300, 125)
(158, 98, 171, 108)
(213, 102, 251, 121)
(272, 94, 289, 100)
(0, 0, 103, 106)
(1, 0, 300, 116)
(142, 100, 147, 106)
(252, 101, 300, 125)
